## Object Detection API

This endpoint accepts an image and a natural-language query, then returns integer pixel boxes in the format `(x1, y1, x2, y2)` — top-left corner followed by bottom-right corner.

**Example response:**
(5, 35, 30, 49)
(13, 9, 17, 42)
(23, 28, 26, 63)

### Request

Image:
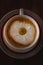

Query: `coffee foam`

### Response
(9, 21, 36, 46)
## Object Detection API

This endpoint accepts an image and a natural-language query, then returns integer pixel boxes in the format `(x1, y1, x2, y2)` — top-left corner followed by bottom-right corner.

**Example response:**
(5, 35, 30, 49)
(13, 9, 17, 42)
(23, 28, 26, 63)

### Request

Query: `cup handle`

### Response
(19, 8, 24, 15)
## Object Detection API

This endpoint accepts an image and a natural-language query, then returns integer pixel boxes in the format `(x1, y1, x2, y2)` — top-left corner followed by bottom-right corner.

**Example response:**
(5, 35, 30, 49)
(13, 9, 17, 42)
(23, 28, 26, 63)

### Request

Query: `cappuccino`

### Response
(3, 15, 40, 52)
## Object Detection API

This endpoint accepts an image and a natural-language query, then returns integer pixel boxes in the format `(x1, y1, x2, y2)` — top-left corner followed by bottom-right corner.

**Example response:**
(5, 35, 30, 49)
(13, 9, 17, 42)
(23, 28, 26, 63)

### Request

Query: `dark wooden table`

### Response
(0, 0, 43, 65)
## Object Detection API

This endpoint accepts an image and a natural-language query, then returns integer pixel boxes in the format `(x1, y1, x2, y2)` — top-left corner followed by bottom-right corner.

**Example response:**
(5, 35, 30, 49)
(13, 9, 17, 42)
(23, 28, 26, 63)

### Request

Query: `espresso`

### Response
(3, 16, 36, 48)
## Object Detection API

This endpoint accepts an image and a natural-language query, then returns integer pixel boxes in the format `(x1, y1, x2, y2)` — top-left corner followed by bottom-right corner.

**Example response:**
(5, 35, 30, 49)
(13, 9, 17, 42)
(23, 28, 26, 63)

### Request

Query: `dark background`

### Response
(0, 0, 43, 65)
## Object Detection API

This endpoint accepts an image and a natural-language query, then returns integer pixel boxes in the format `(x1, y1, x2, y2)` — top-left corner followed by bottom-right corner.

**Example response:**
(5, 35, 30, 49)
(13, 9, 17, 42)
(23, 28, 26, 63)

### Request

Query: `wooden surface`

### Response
(0, 0, 43, 65)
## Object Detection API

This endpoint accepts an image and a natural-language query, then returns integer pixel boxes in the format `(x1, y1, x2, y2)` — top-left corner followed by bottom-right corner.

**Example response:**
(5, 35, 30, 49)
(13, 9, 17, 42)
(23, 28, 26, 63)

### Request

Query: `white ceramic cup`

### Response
(3, 9, 40, 53)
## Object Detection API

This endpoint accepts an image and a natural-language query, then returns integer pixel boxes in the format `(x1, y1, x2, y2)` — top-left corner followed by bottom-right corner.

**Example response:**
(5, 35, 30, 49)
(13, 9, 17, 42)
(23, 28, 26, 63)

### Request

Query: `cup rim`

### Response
(3, 15, 40, 52)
